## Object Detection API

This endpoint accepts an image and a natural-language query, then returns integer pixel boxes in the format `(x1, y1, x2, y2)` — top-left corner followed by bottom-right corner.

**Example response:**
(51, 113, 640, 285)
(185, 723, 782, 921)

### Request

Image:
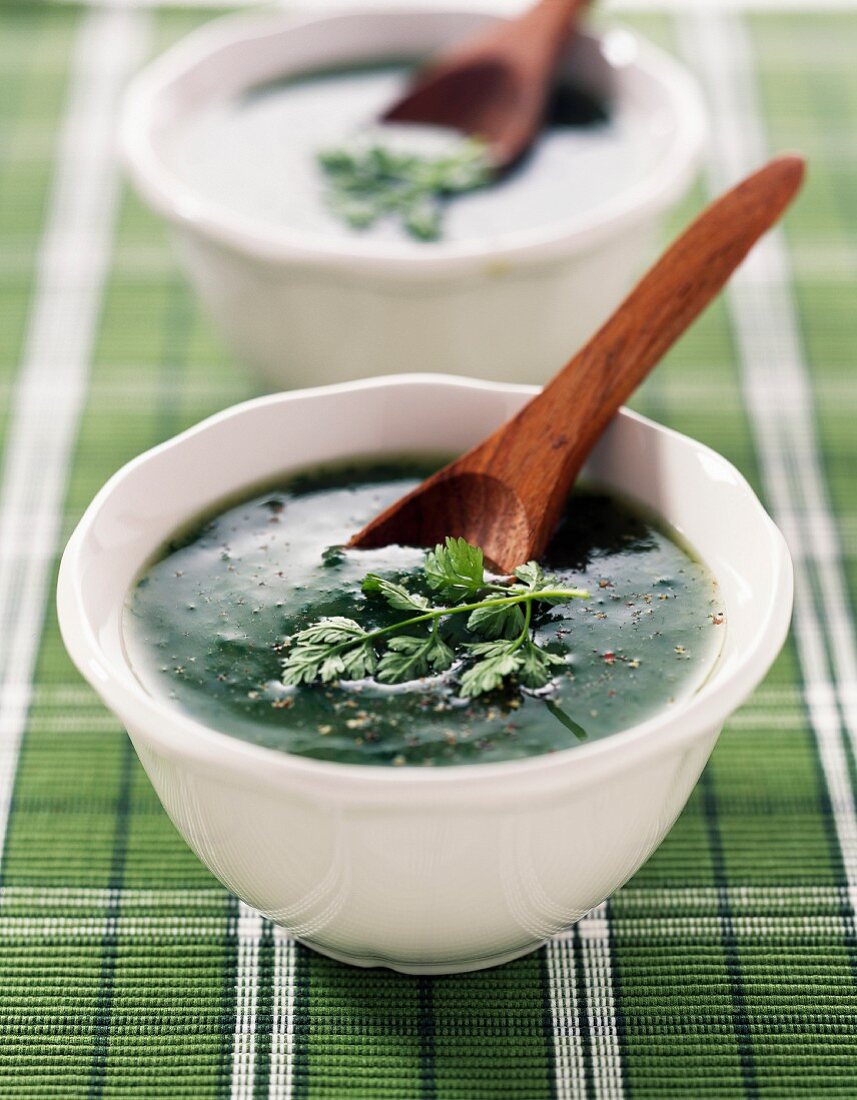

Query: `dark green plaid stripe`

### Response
(2, 2, 857, 1097)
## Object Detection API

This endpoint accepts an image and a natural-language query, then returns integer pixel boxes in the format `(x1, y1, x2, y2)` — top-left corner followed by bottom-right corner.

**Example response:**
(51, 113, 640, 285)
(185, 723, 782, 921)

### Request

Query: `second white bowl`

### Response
(120, 6, 705, 388)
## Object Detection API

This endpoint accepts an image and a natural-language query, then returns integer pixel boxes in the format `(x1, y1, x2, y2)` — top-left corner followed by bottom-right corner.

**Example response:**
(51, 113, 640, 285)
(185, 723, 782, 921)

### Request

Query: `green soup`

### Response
(124, 461, 724, 767)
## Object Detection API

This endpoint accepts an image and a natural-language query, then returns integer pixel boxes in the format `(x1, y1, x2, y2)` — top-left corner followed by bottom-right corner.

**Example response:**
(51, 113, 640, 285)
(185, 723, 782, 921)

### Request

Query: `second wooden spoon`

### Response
(349, 155, 805, 572)
(383, 0, 588, 171)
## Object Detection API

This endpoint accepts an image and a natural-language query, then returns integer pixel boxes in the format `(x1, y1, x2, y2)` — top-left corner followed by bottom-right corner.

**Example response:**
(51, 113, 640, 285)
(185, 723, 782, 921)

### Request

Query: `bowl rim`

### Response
(118, 3, 707, 278)
(57, 374, 794, 798)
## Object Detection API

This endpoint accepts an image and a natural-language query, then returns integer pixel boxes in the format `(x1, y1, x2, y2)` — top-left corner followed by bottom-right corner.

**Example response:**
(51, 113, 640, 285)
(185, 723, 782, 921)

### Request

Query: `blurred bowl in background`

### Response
(120, 6, 706, 388)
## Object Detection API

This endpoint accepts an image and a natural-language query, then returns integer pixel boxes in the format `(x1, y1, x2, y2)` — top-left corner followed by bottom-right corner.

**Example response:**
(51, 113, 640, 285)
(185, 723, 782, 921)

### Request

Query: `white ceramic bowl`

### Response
(58, 376, 791, 974)
(120, 6, 705, 388)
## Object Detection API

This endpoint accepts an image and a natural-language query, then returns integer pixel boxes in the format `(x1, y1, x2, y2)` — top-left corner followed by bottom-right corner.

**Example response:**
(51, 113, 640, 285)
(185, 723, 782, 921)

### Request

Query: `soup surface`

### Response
(124, 461, 724, 767)
(165, 62, 653, 247)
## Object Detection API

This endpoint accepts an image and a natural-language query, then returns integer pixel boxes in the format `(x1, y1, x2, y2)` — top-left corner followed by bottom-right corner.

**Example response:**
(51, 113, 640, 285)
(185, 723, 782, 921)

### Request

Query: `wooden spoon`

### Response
(349, 155, 805, 572)
(383, 0, 588, 171)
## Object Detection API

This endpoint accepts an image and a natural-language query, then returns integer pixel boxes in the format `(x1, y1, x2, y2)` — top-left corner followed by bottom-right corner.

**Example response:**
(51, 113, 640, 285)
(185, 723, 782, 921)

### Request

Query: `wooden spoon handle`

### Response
(488, 0, 588, 165)
(470, 154, 806, 555)
(427, 0, 585, 68)
(504, 0, 586, 63)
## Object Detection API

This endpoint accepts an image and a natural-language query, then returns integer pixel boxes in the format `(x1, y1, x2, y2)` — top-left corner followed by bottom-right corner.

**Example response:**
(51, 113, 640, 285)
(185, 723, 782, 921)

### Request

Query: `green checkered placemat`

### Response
(2, 1, 857, 1095)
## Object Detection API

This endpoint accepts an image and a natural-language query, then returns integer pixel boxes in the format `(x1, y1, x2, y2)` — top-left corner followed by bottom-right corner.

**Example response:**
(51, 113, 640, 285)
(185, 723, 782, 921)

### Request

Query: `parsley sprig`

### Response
(317, 137, 492, 241)
(281, 538, 587, 698)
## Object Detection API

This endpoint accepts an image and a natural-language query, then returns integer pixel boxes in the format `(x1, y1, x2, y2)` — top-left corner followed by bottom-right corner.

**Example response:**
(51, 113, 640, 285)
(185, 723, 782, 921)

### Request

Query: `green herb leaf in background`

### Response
(317, 136, 493, 242)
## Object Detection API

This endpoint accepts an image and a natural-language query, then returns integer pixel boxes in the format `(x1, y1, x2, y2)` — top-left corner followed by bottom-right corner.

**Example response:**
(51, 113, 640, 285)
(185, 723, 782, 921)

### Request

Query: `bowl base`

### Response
(296, 936, 546, 975)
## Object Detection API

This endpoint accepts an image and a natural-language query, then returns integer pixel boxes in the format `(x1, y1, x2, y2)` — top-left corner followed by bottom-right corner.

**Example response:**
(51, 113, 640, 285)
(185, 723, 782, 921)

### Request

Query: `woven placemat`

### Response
(1, 2, 856, 1095)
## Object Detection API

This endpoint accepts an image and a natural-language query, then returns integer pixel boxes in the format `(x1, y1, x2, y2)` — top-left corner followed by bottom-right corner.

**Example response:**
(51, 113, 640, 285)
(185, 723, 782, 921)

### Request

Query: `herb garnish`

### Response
(317, 137, 492, 241)
(281, 538, 587, 698)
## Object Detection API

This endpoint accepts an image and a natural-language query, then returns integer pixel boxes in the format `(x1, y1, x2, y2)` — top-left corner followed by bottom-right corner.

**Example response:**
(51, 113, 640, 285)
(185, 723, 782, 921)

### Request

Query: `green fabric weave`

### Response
(1, 3, 856, 1096)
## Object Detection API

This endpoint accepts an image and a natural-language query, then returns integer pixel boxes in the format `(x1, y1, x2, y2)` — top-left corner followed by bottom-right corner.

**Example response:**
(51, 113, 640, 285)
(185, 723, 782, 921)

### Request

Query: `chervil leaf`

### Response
(387, 634, 431, 653)
(280, 644, 328, 686)
(376, 626, 455, 685)
(404, 197, 442, 242)
(377, 634, 433, 684)
(466, 602, 526, 640)
(319, 653, 346, 682)
(425, 632, 455, 673)
(513, 561, 545, 590)
(459, 642, 522, 698)
(318, 136, 492, 242)
(290, 617, 367, 646)
(465, 639, 513, 658)
(281, 618, 373, 686)
(424, 538, 484, 599)
(362, 574, 430, 613)
(517, 642, 566, 689)
(328, 193, 378, 230)
(338, 641, 378, 681)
